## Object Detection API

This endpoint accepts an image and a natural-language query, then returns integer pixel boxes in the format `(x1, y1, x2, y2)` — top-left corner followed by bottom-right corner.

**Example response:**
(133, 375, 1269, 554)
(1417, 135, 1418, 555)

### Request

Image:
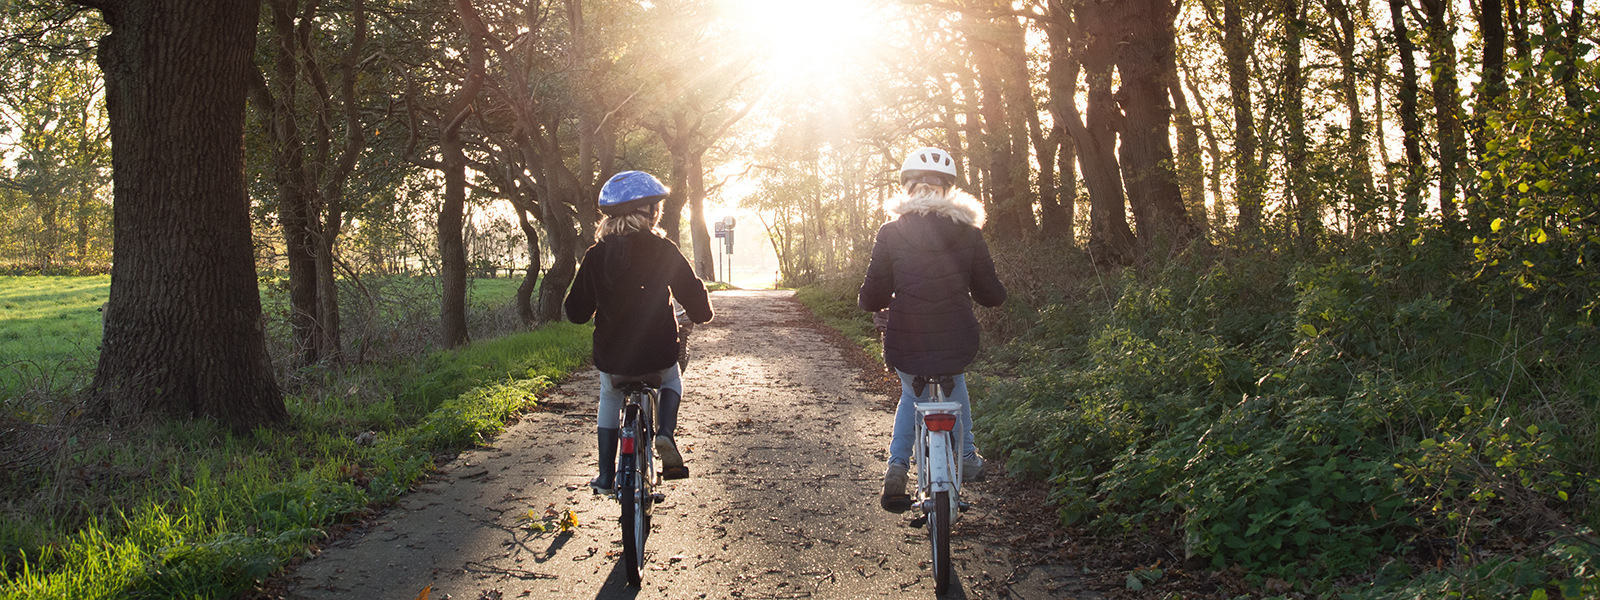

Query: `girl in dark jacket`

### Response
(858, 147, 1007, 512)
(565, 171, 714, 494)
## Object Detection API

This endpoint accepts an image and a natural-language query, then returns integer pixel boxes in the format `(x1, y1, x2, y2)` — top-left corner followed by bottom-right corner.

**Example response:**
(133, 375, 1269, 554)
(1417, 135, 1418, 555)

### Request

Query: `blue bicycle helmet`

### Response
(599, 171, 669, 216)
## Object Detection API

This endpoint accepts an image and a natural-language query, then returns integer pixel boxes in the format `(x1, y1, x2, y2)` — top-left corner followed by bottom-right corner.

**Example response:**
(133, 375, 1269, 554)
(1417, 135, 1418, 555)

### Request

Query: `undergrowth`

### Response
(973, 233, 1600, 597)
(0, 321, 591, 599)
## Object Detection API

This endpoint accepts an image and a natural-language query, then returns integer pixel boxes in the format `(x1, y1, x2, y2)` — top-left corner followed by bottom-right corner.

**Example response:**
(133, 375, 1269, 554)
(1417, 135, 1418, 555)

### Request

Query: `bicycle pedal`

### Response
(908, 514, 928, 528)
(650, 492, 666, 503)
(958, 501, 972, 512)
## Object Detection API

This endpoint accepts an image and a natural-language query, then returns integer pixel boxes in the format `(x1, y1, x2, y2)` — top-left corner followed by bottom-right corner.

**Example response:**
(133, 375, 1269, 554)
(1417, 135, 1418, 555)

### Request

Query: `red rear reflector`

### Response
(621, 437, 635, 454)
(924, 413, 957, 432)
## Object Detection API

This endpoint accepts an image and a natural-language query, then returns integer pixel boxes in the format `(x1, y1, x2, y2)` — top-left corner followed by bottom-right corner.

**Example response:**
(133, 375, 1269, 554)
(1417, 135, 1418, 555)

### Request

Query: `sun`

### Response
(724, 0, 888, 80)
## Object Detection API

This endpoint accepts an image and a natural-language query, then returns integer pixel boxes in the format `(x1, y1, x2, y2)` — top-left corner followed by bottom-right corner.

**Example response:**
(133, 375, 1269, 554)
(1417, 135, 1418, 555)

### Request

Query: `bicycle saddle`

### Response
(611, 372, 663, 387)
(911, 374, 958, 398)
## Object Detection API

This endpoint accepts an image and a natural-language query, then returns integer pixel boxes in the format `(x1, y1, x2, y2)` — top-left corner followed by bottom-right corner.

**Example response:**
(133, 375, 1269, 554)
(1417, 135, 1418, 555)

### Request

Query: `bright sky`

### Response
(723, 0, 886, 80)
(691, 0, 895, 287)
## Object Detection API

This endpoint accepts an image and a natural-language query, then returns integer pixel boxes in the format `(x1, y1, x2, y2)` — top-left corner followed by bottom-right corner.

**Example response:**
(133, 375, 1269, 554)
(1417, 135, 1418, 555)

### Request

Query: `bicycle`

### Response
(907, 374, 966, 594)
(608, 372, 664, 586)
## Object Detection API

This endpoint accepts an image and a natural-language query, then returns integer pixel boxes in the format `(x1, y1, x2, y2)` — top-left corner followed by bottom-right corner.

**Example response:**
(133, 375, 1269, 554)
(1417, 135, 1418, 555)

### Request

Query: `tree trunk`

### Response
(1223, 0, 1262, 232)
(970, 24, 1028, 240)
(438, 1, 485, 349)
(535, 183, 577, 323)
(513, 201, 540, 327)
(688, 151, 714, 279)
(1471, 0, 1505, 232)
(1283, 0, 1314, 241)
(256, 33, 321, 363)
(1422, 0, 1461, 225)
(1043, 9, 1079, 244)
(86, 0, 286, 429)
(1180, 56, 1225, 221)
(1114, 0, 1195, 250)
(312, 0, 365, 363)
(438, 130, 470, 348)
(1067, 3, 1136, 265)
(1170, 68, 1207, 237)
(1389, 0, 1425, 225)
(1324, 0, 1376, 230)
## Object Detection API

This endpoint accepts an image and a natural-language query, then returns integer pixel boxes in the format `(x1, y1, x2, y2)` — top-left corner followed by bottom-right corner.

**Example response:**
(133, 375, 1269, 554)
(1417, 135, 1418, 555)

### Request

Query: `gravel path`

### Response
(278, 290, 1088, 599)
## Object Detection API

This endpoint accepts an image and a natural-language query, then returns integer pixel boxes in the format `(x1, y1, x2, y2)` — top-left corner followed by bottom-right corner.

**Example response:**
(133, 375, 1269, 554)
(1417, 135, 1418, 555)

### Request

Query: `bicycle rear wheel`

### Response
(930, 490, 952, 594)
(616, 453, 642, 585)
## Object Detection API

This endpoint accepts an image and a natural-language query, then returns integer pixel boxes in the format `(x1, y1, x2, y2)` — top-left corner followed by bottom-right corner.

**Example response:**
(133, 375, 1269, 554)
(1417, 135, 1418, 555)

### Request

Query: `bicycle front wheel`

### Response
(930, 489, 952, 594)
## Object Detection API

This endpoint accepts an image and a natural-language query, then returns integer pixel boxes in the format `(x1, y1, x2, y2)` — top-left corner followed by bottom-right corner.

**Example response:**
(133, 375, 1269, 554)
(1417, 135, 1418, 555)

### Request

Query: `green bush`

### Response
(975, 235, 1600, 591)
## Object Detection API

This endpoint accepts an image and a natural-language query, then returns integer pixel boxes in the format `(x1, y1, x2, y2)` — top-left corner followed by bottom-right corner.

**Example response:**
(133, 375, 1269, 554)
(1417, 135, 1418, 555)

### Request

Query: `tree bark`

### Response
(688, 151, 715, 279)
(1042, 7, 1079, 243)
(1283, 0, 1314, 240)
(968, 18, 1029, 240)
(1170, 65, 1207, 238)
(1113, 0, 1195, 250)
(1323, 0, 1376, 229)
(1389, 0, 1425, 225)
(1421, 0, 1461, 225)
(85, 0, 286, 429)
(439, 0, 486, 348)
(1067, 2, 1136, 265)
(1223, 0, 1262, 232)
(256, 0, 321, 366)
(512, 197, 540, 327)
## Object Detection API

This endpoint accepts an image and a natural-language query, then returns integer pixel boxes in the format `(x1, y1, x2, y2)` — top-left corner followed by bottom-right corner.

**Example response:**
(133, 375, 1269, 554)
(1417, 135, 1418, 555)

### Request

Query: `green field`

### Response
(1, 274, 531, 400)
(0, 275, 109, 394)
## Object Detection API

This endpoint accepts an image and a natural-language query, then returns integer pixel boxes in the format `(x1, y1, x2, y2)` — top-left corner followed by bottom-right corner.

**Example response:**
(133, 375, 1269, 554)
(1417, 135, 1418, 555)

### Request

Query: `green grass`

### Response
(3, 274, 532, 405)
(793, 278, 881, 362)
(0, 275, 108, 388)
(0, 320, 592, 599)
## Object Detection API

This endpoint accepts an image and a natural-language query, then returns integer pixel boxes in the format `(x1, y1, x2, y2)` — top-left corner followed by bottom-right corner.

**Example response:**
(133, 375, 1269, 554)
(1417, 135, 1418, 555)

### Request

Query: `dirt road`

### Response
(280, 290, 1089, 599)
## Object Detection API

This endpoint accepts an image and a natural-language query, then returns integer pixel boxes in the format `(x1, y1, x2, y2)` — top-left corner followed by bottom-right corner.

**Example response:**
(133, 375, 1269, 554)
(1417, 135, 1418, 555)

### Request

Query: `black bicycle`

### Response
(609, 372, 663, 586)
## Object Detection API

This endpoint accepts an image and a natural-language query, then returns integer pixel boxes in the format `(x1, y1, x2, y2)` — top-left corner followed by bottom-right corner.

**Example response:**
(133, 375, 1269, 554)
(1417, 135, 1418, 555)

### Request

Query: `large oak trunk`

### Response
(89, 0, 286, 429)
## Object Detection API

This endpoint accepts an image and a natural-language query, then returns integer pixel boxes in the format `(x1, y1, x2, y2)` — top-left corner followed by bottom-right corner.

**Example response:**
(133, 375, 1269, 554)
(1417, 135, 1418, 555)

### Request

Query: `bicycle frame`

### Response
(914, 399, 963, 516)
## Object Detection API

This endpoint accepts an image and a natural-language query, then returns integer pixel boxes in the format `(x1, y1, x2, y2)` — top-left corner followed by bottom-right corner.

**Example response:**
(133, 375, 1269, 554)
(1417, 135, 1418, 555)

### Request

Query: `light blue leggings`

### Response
(887, 369, 976, 469)
(597, 365, 682, 429)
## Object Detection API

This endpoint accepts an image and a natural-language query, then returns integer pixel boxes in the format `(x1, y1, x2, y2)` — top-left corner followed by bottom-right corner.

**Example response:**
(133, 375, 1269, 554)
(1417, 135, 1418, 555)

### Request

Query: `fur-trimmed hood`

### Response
(885, 188, 986, 229)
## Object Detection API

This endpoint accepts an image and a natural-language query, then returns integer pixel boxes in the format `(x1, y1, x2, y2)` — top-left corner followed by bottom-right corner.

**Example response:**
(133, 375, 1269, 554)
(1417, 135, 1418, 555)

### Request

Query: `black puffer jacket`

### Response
(858, 195, 1006, 376)
(565, 232, 713, 376)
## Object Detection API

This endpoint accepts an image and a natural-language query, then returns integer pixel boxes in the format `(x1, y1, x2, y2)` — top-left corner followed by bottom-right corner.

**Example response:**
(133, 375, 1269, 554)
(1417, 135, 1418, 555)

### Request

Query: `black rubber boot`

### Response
(591, 427, 619, 494)
(655, 389, 689, 480)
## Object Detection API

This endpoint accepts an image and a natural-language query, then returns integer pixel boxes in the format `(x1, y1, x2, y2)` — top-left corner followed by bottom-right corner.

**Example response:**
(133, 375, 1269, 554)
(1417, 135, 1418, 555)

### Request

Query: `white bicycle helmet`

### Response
(900, 146, 958, 185)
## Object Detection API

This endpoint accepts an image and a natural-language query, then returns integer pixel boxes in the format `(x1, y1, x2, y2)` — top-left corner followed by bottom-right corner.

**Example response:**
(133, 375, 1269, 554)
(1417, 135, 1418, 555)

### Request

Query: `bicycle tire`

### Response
(617, 452, 644, 585)
(931, 489, 952, 594)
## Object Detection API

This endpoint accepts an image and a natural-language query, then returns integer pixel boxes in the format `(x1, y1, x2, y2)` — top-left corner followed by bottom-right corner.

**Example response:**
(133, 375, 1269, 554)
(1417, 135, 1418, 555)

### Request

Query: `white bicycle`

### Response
(907, 373, 967, 594)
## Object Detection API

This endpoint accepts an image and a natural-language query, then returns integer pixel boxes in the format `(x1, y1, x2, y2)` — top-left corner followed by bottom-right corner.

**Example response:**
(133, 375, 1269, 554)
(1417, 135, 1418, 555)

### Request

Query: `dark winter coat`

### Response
(565, 232, 713, 376)
(858, 191, 1006, 376)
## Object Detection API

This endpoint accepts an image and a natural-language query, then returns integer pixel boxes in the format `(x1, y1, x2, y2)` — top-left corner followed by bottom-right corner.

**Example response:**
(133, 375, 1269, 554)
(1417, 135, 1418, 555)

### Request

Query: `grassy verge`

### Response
(0, 321, 591, 599)
(792, 280, 882, 363)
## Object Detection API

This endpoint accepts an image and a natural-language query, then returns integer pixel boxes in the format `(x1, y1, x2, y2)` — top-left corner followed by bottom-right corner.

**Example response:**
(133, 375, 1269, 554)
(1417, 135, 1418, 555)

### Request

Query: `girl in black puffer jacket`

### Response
(859, 147, 1007, 513)
(566, 171, 713, 494)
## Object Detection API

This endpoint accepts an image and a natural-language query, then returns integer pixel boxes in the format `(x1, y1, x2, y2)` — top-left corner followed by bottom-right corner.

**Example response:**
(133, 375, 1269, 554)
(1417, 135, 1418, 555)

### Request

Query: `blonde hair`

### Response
(598, 203, 663, 240)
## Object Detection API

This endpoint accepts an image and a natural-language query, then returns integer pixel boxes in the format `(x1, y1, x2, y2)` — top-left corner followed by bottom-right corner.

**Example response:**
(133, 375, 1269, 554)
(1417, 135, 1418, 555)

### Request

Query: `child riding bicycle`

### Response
(858, 147, 1007, 513)
(564, 170, 714, 494)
